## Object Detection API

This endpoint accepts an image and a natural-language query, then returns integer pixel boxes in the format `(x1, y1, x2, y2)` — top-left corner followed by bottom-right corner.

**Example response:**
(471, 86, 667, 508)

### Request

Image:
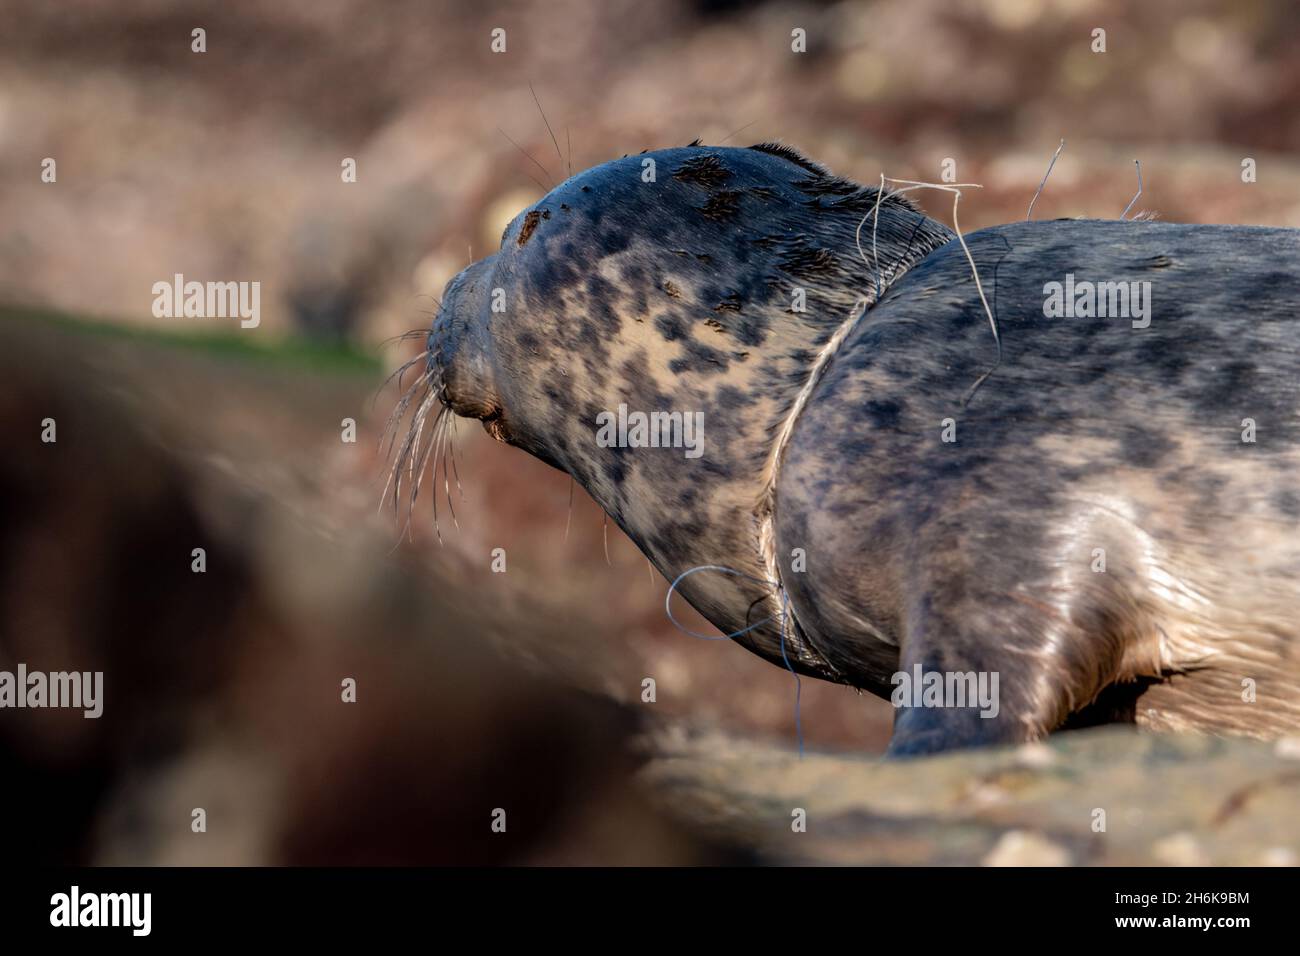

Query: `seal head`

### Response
(426, 144, 951, 678)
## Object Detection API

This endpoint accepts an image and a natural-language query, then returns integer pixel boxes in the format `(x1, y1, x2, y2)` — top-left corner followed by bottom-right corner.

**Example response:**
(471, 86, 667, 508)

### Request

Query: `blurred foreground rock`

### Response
(0, 311, 735, 864)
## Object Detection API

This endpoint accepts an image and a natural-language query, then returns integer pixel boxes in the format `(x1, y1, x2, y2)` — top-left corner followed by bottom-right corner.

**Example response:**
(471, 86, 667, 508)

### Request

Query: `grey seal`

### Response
(412, 142, 1300, 755)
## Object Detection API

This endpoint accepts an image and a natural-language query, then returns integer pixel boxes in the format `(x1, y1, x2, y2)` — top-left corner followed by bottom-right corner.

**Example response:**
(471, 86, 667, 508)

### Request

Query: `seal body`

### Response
(424, 143, 1300, 755)
(778, 219, 1300, 752)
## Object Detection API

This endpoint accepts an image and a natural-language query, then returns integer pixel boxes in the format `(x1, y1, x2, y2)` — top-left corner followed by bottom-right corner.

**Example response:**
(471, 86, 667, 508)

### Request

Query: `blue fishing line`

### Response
(664, 564, 805, 758)
(775, 588, 804, 758)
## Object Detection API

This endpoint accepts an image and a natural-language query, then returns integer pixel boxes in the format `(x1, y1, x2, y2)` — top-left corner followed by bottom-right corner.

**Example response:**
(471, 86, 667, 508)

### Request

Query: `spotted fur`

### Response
(425, 143, 1300, 755)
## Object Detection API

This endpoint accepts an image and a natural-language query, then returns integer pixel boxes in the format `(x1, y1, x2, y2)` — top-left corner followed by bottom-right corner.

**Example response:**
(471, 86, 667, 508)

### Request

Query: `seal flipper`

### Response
(884, 603, 1052, 758)
(887, 699, 1028, 757)
(885, 607, 1082, 759)
(882, 529, 1146, 758)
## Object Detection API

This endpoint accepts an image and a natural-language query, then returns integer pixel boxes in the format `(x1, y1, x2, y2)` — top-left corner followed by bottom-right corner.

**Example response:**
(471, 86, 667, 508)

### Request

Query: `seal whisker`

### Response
(498, 127, 554, 191)
(381, 349, 432, 395)
(381, 372, 437, 522)
(718, 120, 759, 145)
(529, 82, 565, 180)
(408, 402, 447, 542)
(367, 342, 430, 416)
(434, 409, 453, 541)
(400, 392, 435, 504)
(397, 394, 444, 542)
(380, 327, 435, 348)
(413, 411, 441, 543)
(433, 405, 457, 539)
(379, 373, 431, 485)
(437, 406, 459, 532)
(1027, 138, 1065, 221)
(451, 415, 464, 500)
(379, 367, 435, 462)
(407, 389, 440, 495)
(563, 476, 574, 544)
(1120, 158, 1143, 219)
(403, 403, 440, 543)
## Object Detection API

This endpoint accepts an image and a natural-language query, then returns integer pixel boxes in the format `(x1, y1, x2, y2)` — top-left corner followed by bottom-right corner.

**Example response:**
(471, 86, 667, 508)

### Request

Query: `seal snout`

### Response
(427, 258, 503, 428)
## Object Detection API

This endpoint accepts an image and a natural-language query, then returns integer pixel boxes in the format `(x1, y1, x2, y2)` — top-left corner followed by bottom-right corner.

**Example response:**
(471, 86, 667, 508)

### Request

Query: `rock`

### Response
(638, 723, 1300, 865)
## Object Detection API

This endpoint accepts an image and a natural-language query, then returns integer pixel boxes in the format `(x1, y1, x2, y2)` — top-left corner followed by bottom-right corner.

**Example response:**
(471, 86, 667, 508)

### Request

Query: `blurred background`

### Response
(2, 0, 1299, 865)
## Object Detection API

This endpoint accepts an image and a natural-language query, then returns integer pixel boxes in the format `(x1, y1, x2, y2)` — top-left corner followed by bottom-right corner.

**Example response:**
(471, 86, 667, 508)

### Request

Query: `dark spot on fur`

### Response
(1195, 359, 1258, 416)
(673, 153, 732, 189)
(1275, 489, 1300, 519)
(621, 262, 647, 286)
(542, 209, 551, 220)
(1118, 424, 1176, 468)
(586, 274, 617, 306)
(864, 399, 903, 430)
(713, 294, 742, 313)
(603, 455, 628, 485)
(1133, 333, 1192, 385)
(716, 384, 756, 408)
(654, 312, 686, 341)
(669, 354, 723, 374)
(776, 245, 840, 280)
(749, 186, 779, 202)
(699, 190, 742, 221)
(517, 210, 542, 247)
(695, 253, 713, 264)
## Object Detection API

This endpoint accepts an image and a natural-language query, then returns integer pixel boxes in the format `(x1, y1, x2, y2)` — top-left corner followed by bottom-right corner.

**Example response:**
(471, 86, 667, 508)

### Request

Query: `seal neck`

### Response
(565, 208, 954, 676)
(752, 213, 956, 677)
